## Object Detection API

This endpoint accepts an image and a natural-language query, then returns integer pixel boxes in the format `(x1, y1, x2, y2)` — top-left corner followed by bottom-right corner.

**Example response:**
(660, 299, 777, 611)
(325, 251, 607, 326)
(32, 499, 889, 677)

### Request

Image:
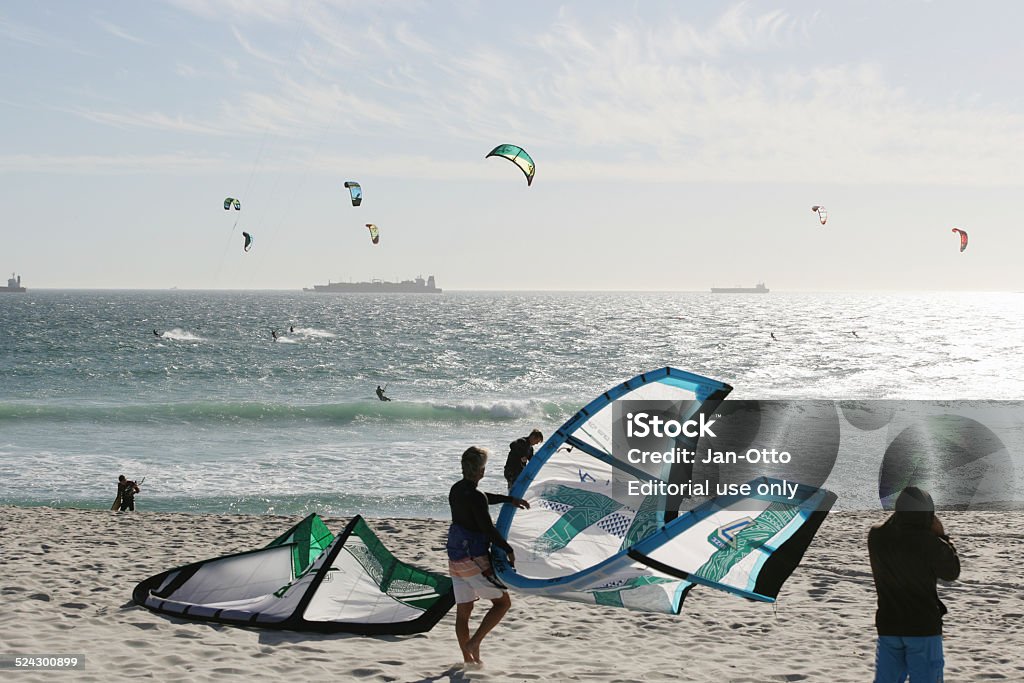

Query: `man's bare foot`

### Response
(466, 636, 483, 664)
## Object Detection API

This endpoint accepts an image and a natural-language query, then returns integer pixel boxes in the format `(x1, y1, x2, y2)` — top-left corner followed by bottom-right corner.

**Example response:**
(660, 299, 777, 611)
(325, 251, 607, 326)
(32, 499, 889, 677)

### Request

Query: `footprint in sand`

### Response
(349, 668, 383, 677)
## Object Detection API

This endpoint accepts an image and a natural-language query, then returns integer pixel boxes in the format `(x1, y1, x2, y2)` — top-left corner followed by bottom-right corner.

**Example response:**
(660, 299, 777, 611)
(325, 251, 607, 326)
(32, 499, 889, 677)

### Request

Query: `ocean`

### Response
(1, 290, 1022, 518)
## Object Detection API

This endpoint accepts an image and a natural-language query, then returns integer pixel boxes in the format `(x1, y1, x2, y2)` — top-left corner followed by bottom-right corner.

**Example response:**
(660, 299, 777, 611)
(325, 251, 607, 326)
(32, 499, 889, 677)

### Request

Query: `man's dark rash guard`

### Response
(504, 437, 534, 484)
(447, 478, 514, 558)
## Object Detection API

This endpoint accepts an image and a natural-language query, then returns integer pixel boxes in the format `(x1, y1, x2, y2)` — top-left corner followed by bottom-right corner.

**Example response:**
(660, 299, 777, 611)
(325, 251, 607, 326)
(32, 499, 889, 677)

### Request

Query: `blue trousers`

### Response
(874, 635, 945, 683)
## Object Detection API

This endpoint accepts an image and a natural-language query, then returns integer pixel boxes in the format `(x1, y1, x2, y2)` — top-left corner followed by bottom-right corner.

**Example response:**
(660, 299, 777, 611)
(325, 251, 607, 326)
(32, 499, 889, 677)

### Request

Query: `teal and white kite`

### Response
(486, 144, 535, 186)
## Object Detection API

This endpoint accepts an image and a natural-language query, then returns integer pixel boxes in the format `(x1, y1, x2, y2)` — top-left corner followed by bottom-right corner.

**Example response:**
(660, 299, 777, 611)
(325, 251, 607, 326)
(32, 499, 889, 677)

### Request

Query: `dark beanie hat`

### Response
(895, 486, 935, 513)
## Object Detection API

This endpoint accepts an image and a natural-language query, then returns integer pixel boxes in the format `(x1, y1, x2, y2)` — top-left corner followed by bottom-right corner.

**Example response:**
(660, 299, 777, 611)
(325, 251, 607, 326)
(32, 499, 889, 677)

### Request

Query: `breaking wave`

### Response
(0, 398, 570, 425)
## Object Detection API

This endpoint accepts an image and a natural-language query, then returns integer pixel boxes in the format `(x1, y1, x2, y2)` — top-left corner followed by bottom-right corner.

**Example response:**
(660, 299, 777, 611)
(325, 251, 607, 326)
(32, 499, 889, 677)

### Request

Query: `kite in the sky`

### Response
(344, 181, 362, 207)
(365, 224, 379, 245)
(486, 144, 535, 186)
(952, 227, 968, 252)
(811, 205, 827, 225)
(224, 197, 241, 211)
(242, 231, 253, 252)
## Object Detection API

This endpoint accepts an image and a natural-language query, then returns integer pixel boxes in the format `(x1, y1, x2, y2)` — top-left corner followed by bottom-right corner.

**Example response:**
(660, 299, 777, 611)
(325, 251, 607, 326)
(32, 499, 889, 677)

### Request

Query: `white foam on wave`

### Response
(161, 328, 204, 341)
(293, 327, 336, 338)
(421, 398, 555, 420)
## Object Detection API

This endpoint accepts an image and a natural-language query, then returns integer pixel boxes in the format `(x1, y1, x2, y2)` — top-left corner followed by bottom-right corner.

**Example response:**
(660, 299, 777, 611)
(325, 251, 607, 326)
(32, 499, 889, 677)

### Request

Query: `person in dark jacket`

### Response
(503, 429, 543, 490)
(868, 486, 960, 682)
(447, 446, 529, 666)
(117, 475, 141, 512)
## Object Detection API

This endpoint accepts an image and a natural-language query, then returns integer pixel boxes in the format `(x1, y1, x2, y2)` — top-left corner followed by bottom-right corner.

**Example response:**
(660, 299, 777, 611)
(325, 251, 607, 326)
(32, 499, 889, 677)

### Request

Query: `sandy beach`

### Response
(1, 506, 1021, 682)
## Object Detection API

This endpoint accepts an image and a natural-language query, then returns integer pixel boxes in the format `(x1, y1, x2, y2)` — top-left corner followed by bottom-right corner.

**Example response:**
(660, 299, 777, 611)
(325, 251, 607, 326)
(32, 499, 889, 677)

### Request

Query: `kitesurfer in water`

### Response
(375, 385, 392, 402)
(868, 486, 960, 682)
(447, 446, 529, 666)
(770, 332, 777, 341)
(271, 329, 278, 342)
(503, 429, 544, 490)
(153, 330, 161, 337)
(289, 326, 294, 333)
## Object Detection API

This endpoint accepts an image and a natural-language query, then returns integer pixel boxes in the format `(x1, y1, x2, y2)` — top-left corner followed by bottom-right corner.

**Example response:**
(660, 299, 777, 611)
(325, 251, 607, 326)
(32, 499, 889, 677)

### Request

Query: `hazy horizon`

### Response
(11, 286, 1024, 294)
(3, 2, 1023, 291)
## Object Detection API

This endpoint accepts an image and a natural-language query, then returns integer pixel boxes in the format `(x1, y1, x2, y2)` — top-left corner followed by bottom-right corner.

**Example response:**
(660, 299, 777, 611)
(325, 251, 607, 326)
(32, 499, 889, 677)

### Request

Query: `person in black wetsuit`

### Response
(117, 475, 141, 512)
(868, 486, 960, 682)
(503, 429, 543, 490)
(375, 385, 392, 402)
(447, 446, 529, 666)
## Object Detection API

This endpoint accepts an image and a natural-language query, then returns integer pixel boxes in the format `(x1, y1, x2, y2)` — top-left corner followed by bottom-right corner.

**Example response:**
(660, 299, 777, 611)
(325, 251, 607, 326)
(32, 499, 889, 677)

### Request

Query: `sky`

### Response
(2, 0, 1024, 291)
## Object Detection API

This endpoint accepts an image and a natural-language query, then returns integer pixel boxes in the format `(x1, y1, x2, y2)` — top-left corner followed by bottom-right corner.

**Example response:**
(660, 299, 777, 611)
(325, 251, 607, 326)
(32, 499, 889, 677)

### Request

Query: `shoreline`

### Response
(1, 506, 1021, 681)
(7, 497, 1024, 516)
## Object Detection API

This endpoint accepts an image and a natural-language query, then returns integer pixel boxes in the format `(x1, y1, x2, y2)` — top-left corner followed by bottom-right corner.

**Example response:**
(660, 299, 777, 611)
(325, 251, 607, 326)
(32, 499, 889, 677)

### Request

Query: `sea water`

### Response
(1, 290, 1022, 518)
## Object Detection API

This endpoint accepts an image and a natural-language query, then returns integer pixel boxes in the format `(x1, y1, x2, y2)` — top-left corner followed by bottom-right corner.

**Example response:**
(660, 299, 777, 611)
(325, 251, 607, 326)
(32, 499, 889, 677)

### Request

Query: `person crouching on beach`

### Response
(447, 446, 529, 666)
(868, 486, 960, 682)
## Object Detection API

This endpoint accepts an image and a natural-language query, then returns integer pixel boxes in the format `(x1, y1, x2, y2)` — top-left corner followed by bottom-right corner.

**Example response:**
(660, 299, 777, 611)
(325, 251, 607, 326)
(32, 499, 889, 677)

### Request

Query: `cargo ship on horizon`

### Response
(710, 282, 768, 294)
(304, 274, 441, 294)
(1, 273, 26, 293)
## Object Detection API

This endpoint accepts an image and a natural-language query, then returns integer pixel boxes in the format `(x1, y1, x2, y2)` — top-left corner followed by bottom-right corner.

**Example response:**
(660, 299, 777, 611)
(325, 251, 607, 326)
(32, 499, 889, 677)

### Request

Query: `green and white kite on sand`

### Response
(133, 514, 454, 634)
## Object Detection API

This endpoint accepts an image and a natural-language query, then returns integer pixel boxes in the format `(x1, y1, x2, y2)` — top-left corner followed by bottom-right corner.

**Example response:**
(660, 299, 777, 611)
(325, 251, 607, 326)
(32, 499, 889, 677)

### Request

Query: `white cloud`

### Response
(73, 108, 232, 136)
(175, 62, 199, 78)
(94, 18, 147, 45)
(392, 21, 435, 56)
(40, 2, 1024, 186)
(0, 152, 238, 174)
(0, 15, 91, 54)
(230, 24, 285, 65)
(163, 0, 302, 23)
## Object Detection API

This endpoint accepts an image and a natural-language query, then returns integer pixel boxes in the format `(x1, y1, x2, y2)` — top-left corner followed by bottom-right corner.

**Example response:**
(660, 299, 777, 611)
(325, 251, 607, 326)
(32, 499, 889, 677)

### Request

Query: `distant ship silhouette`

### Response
(304, 275, 441, 294)
(1, 273, 26, 293)
(710, 282, 768, 294)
